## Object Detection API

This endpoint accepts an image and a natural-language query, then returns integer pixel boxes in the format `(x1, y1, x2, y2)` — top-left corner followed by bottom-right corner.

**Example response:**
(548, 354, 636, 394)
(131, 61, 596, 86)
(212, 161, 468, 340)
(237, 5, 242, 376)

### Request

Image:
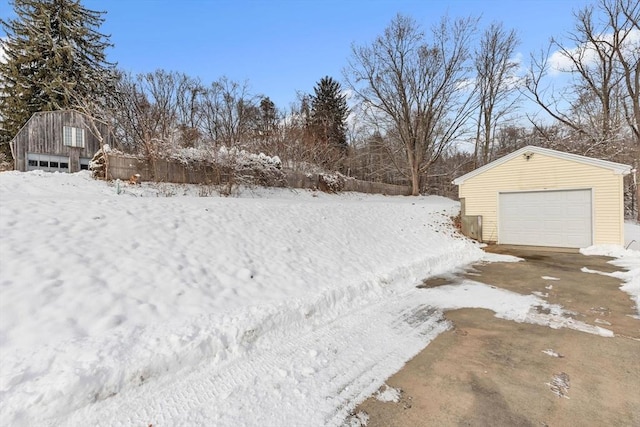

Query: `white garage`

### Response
(453, 146, 631, 248)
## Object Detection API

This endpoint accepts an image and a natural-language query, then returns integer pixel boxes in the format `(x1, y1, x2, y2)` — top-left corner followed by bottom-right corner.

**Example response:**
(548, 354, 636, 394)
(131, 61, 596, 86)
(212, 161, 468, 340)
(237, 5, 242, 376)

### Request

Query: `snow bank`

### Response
(580, 221, 640, 317)
(0, 171, 482, 425)
(624, 221, 640, 251)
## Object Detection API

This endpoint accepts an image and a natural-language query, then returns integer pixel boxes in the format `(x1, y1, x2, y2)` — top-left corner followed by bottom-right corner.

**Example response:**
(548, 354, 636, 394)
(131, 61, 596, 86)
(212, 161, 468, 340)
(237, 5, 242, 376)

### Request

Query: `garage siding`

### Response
(459, 152, 624, 246)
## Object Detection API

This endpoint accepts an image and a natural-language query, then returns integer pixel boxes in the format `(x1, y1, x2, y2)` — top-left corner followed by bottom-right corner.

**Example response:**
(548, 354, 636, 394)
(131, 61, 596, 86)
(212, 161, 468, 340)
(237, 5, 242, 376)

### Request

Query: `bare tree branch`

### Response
(345, 14, 478, 195)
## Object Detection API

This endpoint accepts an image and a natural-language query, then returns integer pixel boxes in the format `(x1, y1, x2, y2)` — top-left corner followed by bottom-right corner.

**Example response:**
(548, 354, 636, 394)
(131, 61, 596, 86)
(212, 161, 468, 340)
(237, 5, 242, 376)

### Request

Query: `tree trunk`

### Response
(411, 166, 420, 196)
(636, 168, 639, 222)
(473, 107, 482, 168)
(407, 150, 420, 196)
(483, 110, 492, 166)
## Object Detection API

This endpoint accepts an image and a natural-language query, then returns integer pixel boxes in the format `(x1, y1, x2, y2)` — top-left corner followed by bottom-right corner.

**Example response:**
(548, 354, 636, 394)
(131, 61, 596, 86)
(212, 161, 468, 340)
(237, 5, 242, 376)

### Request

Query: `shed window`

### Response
(63, 126, 85, 148)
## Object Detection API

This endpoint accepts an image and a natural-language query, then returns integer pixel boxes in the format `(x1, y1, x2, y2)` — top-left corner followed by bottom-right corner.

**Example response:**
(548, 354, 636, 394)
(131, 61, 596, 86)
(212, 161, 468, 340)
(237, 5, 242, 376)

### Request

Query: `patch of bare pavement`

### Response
(352, 246, 640, 427)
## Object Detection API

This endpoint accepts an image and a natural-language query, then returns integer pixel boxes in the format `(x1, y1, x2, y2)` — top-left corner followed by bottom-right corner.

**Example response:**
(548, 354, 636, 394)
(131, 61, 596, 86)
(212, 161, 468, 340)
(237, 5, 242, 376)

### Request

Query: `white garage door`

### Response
(27, 153, 70, 172)
(499, 189, 592, 248)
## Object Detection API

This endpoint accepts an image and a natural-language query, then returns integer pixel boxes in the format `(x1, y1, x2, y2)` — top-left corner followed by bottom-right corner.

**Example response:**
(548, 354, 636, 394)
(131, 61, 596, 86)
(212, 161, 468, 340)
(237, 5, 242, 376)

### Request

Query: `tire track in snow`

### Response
(49, 289, 450, 427)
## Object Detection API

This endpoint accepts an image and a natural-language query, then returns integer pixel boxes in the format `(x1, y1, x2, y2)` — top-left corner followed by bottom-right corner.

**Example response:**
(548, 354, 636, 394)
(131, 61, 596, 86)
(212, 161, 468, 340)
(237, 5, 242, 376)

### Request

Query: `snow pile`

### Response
(375, 385, 402, 403)
(580, 221, 640, 317)
(0, 171, 480, 425)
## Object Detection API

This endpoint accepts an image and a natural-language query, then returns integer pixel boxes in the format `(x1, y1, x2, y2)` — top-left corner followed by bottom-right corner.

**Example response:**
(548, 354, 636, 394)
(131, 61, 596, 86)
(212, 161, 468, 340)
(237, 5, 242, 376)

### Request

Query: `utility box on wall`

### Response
(462, 215, 482, 241)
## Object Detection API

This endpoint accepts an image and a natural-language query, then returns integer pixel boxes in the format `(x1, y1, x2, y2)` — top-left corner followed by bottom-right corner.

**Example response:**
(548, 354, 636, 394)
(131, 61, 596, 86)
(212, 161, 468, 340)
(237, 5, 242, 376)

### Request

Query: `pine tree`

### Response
(257, 96, 278, 142)
(0, 0, 115, 144)
(310, 76, 349, 153)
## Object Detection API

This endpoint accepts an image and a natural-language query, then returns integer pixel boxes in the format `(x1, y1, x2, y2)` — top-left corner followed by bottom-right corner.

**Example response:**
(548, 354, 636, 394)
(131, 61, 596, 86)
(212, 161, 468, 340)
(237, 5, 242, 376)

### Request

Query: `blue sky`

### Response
(1, 0, 591, 109)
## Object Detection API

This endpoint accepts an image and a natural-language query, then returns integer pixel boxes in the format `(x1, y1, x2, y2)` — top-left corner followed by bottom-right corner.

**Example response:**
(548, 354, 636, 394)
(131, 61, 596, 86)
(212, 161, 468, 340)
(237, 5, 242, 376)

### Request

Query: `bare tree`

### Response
(174, 75, 205, 148)
(348, 130, 408, 184)
(345, 14, 478, 195)
(141, 70, 180, 146)
(523, 0, 638, 155)
(524, 0, 639, 218)
(201, 77, 257, 148)
(602, 0, 639, 221)
(603, 0, 639, 146)
(275, 92, 336, 172)
(474, 22, 520, 166)
(111, 70, 178, 162)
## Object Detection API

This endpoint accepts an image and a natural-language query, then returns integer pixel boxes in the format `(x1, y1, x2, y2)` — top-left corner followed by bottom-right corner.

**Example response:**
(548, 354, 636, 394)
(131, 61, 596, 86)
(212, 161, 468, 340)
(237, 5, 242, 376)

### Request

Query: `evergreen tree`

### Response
(257, 96, 278, 142)
(310, 76, 349, 153)
(0, 0, 115, 144)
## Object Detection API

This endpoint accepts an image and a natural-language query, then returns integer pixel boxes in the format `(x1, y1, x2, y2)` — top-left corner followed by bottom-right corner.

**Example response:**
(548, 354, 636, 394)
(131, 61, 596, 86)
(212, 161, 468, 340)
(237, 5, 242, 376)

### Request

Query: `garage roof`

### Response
(453, 145, 632, 185)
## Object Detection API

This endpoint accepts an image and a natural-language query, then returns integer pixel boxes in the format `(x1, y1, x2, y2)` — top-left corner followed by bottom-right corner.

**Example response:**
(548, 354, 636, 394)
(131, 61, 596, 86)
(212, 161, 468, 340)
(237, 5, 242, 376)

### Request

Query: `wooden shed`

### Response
(453, 145, 632, 248)
(9, 110, 110, 173)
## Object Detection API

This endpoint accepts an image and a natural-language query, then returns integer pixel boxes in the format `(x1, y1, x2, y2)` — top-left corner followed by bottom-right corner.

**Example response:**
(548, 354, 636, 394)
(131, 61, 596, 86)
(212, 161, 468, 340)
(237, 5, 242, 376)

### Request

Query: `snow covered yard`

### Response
(0, 171, 635, 426)
(581, 220, 640, 317)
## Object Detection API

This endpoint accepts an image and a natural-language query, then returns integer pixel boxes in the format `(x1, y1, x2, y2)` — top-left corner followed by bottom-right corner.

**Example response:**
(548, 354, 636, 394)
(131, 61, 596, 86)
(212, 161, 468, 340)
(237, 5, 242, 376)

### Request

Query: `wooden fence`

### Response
(104, 153, 411, 196)
(105, 154, 228, 184)
(344, 178, 411, 196)
(285, 171, 411, 196)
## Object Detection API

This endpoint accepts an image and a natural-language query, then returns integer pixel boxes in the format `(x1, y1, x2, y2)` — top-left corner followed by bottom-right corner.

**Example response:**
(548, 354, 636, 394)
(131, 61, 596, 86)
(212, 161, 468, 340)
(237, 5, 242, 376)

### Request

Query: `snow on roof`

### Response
(453, 145, 632, 185)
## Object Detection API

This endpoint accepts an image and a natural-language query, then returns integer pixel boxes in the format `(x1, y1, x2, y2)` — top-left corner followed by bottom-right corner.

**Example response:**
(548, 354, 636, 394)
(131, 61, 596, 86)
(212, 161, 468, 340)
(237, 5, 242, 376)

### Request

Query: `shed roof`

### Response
(10, 109, 108, 142)
(453, 145, 632, 185)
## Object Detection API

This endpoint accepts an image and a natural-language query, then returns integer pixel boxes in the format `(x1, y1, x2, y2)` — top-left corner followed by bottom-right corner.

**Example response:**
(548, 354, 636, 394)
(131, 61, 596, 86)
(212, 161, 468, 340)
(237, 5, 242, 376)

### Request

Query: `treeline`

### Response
(0, 0, 638, 216)
(108, 71, 350, 174)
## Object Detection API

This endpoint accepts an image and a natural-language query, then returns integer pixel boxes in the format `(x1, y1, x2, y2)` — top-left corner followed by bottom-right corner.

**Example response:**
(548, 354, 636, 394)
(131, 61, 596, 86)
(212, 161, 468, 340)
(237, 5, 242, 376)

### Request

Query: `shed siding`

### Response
(11, 110, 108, 172)
(459, 152, 624, 246)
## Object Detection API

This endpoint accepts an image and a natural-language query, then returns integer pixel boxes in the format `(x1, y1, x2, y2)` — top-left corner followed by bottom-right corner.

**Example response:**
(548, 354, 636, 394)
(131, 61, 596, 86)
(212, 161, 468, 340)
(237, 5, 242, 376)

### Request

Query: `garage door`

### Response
(499, 189, 592, 248)
(27, 153, 70, 172)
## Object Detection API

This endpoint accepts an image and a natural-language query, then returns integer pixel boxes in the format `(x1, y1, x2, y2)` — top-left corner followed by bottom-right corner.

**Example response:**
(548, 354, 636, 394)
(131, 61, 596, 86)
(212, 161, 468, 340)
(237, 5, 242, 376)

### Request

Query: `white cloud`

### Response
(341, 87, 355, 103)
(548, 48, 576, 75)
(548, 28, 640, 76)
(512, 51, 524, 66)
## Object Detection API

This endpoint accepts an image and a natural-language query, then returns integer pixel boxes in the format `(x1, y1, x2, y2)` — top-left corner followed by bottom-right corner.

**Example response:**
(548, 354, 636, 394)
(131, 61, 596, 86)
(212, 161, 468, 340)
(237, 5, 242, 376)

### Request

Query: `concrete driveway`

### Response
(355, 247, 640, 426)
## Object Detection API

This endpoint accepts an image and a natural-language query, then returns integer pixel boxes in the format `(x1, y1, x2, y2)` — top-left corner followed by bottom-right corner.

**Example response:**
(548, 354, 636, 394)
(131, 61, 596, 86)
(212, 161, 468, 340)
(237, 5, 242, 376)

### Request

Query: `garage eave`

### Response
(452, 145, 632, 185)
